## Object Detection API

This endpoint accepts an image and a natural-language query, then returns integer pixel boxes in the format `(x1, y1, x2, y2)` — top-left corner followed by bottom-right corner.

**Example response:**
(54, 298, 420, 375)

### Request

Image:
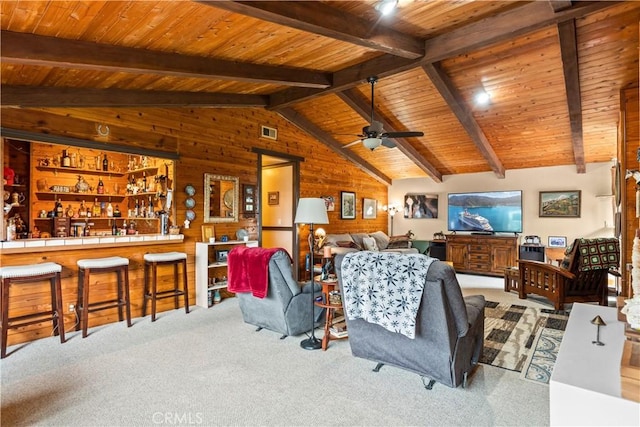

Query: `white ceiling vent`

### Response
(261, 125, 278, 140)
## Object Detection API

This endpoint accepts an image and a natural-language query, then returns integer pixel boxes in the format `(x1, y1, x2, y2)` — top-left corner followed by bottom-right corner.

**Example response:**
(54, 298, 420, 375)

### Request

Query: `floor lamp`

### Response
(294, 197, 329, 350)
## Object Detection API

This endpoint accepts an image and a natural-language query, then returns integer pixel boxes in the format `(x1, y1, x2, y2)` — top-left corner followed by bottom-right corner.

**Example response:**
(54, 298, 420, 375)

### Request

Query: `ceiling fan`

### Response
(343, 76, 424, 151)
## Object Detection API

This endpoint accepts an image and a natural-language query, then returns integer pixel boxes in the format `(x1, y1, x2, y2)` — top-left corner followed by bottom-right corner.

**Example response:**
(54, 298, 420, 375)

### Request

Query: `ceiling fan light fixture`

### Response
(375, 0, 397, 16)
(363, 137, 382, 150)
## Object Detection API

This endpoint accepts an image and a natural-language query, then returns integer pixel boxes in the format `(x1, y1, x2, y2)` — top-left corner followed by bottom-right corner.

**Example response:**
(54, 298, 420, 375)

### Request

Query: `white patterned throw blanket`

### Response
(341, 251, 436, 339)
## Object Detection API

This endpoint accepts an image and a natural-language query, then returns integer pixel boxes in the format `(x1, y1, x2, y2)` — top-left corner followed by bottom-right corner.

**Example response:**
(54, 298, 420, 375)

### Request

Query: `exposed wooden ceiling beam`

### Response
(200, 1, 424, 59)
(0, 31, 331, 89)
(422, 1, 618, 62)
(422, 63, 505, 179)
(548, 1, 574, 13)
(269, 1, 619, 108)
(336, 89, 443, 183)
(276, 107, 392, 185)
(1, 86, 269, 108)
(557, 19, 586, 174)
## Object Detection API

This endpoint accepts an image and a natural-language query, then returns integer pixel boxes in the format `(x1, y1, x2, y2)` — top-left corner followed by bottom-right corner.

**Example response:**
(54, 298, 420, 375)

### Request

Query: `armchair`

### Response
(335, 252, 485, 389)
(234, 249, 324, 338)
(518, 238, 620, 311)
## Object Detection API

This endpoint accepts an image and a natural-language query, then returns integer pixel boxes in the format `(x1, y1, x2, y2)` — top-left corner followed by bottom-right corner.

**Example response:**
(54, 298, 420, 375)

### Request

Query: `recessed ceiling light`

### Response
(475, 91, 491, 106)
(375, 0, 398, 16)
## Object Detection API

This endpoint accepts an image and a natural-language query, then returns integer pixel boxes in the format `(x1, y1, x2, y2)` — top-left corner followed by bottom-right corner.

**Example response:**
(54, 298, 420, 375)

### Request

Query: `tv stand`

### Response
(471, 231, 494, 235)
(446, 234, 519, 276)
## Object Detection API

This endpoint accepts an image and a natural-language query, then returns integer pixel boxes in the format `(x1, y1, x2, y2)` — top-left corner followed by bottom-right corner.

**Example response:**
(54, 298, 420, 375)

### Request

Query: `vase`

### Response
(213, 290, 222, 304)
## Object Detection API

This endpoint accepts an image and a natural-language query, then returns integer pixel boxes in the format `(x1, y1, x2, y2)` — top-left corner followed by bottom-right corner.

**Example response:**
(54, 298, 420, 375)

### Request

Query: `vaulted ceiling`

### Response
(1, 1, 638, 185)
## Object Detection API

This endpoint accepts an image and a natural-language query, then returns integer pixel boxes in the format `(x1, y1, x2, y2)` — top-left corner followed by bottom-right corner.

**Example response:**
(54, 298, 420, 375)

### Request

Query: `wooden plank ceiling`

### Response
(1, 1, 638, 184)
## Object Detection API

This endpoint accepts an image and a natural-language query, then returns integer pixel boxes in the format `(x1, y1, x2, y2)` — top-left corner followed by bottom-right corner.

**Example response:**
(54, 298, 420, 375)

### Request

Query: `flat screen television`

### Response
(447, 190, 522, 234)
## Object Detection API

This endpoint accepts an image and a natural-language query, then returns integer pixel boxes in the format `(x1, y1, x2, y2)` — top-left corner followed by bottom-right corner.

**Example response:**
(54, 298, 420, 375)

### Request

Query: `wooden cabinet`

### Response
(195, 240, 259, 308)
(446, 234, 518, 276)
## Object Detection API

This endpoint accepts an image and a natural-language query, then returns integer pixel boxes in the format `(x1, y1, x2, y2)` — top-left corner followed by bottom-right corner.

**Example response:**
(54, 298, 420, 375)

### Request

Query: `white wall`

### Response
(389, 162, 614, 246)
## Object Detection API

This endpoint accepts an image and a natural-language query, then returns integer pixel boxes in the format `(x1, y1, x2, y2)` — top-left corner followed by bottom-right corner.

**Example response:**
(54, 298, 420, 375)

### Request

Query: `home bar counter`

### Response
(0, 234, 194, 347)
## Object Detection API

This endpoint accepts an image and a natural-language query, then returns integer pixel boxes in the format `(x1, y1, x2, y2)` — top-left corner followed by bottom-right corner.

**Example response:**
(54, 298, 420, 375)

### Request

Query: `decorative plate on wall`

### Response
(184, 184, 196, 196)
(185, 197, 196, 209)
(186, 210, 196, 221)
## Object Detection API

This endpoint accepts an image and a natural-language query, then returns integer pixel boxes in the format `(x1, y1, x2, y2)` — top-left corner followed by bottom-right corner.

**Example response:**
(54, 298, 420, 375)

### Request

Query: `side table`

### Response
(314, 279, 347, 351)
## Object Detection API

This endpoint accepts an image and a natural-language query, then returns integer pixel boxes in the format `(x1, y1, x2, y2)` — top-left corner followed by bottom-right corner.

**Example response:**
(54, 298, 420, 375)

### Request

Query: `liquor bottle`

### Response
(142, 172, 147, 192)
(134, 199, 140, 217)
(79, 200, 87, 217)
(84, 222, 91, 236)
(113, 205, 121, 217)
(61, 150, 70, 167)
(111, 219, 117, 235)
(92, 198, 101, 217)
(147, 196, 154, 218)
(102, 154, 108, 171)
(55, 198, 64, 217)
(70, 152, 77, 168)
(121, 219, 128, 236)
(106, 202, 113, 217)
(140, 199, 146, 218)
(97, 178, 105, 194)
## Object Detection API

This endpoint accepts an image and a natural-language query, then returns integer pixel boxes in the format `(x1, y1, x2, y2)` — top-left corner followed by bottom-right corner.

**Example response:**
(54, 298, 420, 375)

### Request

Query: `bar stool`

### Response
(0, 262, 66, 358)
(143, 252, 189, 321)
(76, 256, 131, 338)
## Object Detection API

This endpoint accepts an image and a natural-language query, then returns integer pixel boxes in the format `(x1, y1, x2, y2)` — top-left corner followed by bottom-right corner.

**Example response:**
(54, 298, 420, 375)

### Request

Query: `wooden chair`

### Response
(518, 238, 620, 311)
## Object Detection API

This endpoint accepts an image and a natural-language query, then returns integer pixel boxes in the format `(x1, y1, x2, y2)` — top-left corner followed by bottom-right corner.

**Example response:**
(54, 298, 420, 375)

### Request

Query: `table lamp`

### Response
(294, 197, 329, 350)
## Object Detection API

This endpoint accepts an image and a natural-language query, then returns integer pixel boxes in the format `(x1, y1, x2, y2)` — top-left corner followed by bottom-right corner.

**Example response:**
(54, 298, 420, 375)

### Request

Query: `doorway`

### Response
(254, 149, 302, 279)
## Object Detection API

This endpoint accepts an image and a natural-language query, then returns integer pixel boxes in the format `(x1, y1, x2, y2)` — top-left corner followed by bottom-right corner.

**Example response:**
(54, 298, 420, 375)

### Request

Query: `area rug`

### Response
(480, 301, 569, 384)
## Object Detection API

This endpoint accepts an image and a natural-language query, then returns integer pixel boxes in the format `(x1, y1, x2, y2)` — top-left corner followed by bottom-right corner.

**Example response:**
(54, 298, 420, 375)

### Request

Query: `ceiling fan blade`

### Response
(382, 131, 424, 138)
(343, 139, 362, 149)
(381, 138, 396, 148)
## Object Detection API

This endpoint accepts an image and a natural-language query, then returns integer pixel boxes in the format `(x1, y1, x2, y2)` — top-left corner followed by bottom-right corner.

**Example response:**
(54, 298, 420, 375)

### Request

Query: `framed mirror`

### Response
(204, 173, 239, 223)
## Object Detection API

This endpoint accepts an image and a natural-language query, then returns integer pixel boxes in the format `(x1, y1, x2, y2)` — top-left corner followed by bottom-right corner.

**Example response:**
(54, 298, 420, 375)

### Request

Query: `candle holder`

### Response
(591, 315, 606, 346)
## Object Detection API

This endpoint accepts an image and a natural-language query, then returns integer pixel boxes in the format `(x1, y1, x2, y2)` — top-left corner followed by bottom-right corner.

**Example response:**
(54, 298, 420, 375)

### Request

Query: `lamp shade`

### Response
(363, 137, 382, 150)
(294, 198, 329, 225)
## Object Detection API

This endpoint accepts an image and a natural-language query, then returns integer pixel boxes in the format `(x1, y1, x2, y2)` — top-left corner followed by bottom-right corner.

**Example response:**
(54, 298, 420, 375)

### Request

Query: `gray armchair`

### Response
(235, 249, 324, 338)
(336, 252, 485, 389)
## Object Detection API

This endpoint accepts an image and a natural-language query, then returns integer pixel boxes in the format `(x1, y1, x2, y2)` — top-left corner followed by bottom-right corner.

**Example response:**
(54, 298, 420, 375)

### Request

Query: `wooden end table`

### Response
(314, 279, 347, 351)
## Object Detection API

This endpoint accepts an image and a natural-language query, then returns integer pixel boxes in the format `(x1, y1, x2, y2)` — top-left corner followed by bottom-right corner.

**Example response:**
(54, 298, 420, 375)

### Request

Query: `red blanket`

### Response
(227, 246, 287, 298)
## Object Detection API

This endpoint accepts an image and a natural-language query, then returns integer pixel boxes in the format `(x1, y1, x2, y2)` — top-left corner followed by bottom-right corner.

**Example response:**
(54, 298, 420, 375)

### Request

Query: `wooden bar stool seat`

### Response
(143, 252, 189, 321)
(0, 262, 66, 358)
(76, 256, 132, 338)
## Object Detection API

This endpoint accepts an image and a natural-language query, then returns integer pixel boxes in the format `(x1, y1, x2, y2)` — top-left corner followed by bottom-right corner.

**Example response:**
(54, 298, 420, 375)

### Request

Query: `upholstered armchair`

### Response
(233, 249, 324, 338)
(335, 252, 485, 389)
(518, 238, 620, 311)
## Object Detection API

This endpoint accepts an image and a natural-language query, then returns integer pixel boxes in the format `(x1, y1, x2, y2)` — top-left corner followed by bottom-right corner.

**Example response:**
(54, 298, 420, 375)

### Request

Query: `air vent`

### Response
(261, 125, 277, 140)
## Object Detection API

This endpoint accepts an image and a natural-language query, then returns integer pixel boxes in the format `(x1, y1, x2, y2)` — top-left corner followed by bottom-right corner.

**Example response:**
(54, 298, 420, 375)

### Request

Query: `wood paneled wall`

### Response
(1, 105, 388, 346)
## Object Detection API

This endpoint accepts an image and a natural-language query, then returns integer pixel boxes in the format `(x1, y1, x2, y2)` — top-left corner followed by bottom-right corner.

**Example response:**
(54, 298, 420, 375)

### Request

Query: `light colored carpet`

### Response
(1, 274, 553, 426)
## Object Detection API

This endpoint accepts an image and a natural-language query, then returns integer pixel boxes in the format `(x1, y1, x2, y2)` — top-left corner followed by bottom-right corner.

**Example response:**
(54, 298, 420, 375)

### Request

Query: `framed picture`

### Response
(201, 224, 215, 242)
(539, 190, 581, 217)
(341, 191, 356, 219)
(268, 191, 279, 205)
(321, 195, 335, 211)
(404, 194, 438, 219)
(548, 236, 567, 248)
(216, 250, 229, 263)
(363, 198, 377, 219)
(242, 184, 256, 215)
